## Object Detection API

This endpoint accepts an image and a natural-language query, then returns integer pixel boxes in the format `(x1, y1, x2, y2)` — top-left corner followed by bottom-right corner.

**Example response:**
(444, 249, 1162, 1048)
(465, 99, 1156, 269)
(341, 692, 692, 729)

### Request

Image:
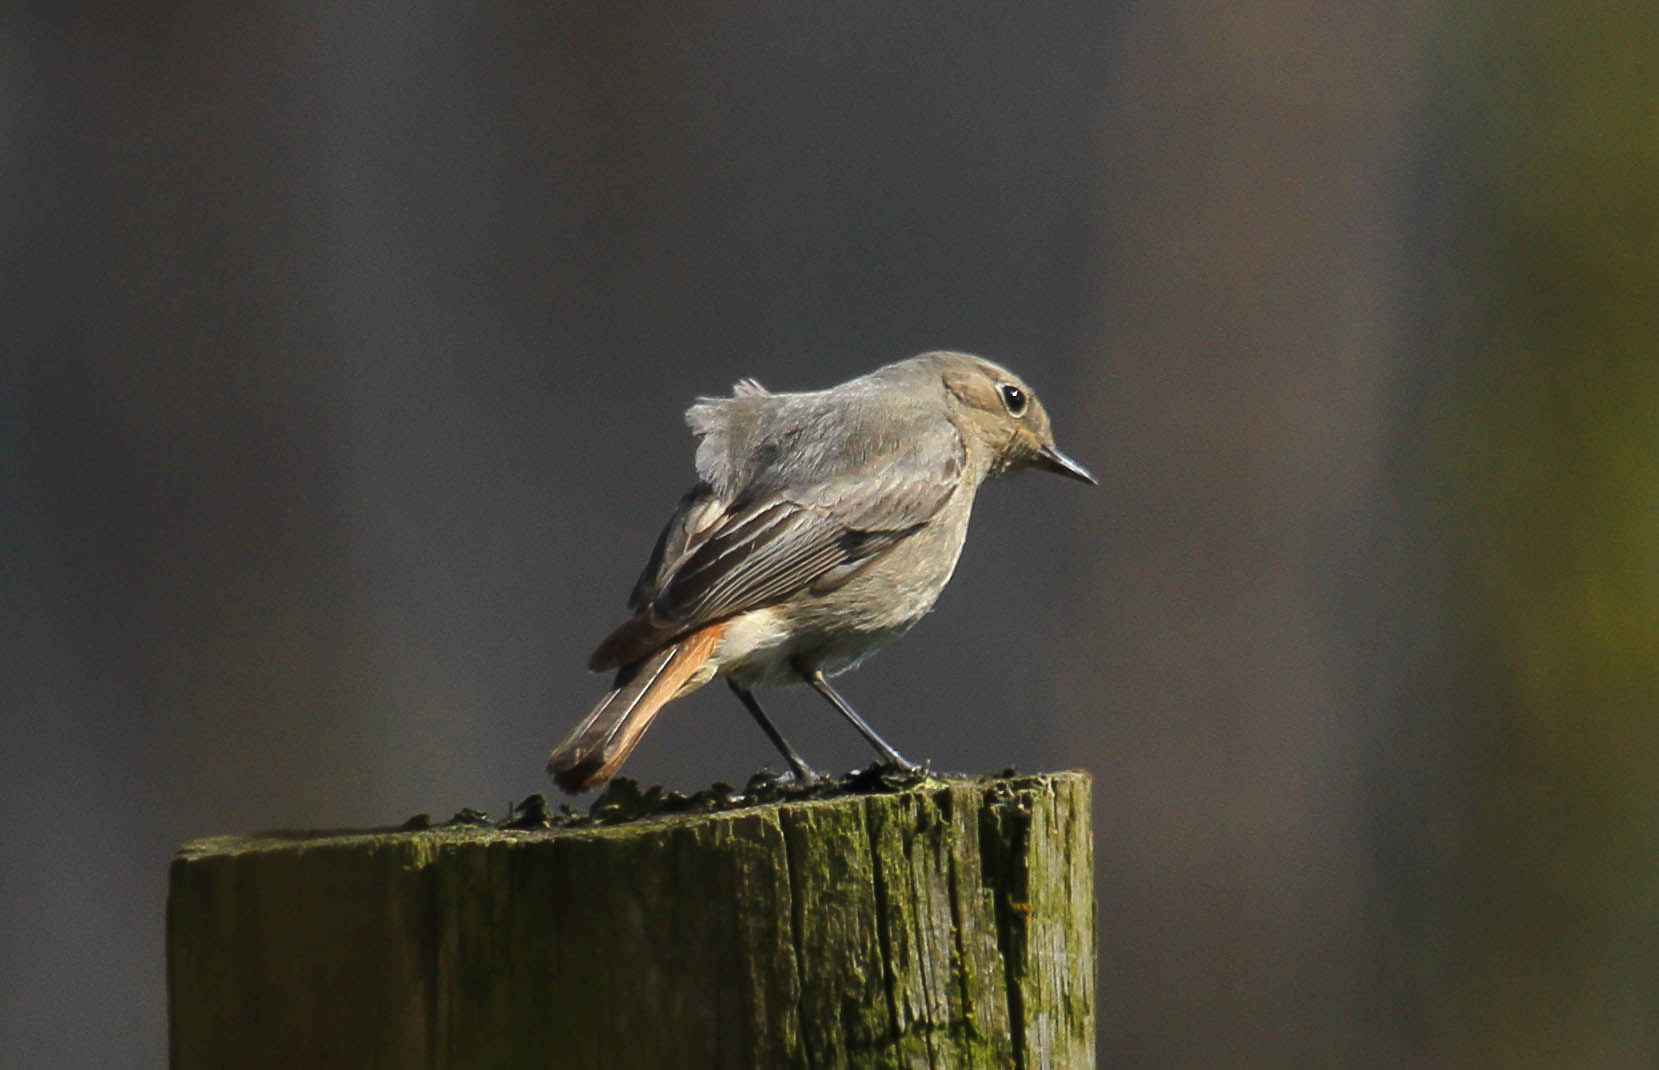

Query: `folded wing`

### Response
(591, 422, 964, 672)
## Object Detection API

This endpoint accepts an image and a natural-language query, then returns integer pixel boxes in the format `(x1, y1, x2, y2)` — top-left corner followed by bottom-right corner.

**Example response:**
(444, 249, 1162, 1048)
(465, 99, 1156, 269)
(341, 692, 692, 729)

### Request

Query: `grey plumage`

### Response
(593, 355, 971, 671)
(553, 350, 1094, 793)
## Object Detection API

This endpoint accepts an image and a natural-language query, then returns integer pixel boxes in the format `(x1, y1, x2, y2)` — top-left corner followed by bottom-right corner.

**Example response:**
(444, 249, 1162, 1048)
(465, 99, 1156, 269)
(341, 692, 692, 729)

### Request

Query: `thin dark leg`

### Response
(728, 679, 820, 785)
(799, 665, 918, 771)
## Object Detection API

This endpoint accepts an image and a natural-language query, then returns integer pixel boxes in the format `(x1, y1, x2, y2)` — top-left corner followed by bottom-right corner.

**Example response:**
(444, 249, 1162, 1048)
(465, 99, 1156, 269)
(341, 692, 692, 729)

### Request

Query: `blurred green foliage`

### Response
(1438, 2, 1659, 1063)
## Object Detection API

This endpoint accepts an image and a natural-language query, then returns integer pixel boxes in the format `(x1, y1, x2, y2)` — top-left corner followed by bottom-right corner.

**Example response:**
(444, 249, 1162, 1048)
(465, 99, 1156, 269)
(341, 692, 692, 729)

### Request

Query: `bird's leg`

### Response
(728, 679, 821, 786)
(798, 664, 918, 771)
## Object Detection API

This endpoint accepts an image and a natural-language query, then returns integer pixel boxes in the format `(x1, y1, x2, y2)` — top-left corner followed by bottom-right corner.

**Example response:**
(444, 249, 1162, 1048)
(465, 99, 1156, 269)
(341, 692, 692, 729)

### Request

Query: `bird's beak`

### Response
(1036, 444, 1097, 485)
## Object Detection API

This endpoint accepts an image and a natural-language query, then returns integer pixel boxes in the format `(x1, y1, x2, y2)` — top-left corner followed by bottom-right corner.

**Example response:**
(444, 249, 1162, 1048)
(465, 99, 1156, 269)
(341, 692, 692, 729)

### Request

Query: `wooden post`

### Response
(167, 771, 1094, 1069)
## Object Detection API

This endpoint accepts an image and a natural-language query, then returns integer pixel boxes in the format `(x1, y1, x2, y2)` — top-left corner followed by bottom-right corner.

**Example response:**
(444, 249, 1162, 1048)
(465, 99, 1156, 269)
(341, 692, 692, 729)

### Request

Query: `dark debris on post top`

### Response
(398, 760, 992, 833)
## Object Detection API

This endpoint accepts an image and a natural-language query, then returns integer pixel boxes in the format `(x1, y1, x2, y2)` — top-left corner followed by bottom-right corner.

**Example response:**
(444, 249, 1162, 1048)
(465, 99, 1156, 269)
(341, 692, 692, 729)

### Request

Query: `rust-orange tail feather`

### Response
(548, 624, 725, 793)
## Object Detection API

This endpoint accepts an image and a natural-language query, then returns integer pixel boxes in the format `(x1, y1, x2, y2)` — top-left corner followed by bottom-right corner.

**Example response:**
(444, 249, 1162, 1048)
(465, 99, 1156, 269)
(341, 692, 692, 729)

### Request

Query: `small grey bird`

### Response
(548, 351, 1094, 793)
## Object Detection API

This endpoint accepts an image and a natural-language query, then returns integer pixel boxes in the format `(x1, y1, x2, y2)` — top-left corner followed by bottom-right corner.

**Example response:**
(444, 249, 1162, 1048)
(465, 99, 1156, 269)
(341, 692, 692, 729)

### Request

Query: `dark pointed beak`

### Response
(1036, 444, 1097, 485)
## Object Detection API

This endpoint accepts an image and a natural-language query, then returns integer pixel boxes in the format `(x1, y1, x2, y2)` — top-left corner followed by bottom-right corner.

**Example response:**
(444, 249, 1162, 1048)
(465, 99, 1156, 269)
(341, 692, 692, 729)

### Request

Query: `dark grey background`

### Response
(8, 3, 1651, 1066)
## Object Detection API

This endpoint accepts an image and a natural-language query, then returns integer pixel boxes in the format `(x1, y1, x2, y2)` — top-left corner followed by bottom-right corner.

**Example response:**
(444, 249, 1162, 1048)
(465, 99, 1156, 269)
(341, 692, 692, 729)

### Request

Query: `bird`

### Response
(547, 350, 1095, 793)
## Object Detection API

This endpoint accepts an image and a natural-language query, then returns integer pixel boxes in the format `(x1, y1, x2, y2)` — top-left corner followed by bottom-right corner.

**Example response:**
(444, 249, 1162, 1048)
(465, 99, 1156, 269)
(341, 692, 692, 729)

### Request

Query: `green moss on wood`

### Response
(169, 771, 1093, 1069)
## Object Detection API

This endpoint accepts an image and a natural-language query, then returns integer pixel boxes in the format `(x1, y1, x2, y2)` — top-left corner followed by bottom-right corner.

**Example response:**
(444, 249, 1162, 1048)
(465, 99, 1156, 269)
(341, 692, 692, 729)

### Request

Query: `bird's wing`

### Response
(592, 423, 964, 671)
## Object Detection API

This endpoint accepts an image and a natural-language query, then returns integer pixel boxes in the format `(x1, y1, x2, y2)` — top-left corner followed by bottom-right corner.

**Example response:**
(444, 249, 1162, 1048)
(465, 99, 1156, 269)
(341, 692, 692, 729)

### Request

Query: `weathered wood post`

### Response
(167, 770, 1094, 1068)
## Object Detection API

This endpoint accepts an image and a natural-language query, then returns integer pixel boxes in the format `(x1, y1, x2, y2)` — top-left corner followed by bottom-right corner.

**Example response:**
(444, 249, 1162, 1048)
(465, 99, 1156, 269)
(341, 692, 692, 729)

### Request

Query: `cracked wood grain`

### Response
(168, 772, 1094, 1069)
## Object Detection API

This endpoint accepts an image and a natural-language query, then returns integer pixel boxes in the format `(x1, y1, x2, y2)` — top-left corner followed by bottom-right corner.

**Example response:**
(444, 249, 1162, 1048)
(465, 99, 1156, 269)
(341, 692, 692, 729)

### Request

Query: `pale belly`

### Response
(714, 606, 919, 687)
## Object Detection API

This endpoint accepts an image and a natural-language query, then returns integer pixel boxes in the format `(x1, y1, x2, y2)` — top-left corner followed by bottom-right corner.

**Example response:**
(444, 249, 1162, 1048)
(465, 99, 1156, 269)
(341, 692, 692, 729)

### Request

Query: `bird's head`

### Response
(929, 352, 1096, 485)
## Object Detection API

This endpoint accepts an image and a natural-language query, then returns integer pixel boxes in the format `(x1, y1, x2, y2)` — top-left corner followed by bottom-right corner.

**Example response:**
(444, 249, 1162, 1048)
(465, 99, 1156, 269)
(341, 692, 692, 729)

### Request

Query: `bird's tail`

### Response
(547, 624, 725, 794)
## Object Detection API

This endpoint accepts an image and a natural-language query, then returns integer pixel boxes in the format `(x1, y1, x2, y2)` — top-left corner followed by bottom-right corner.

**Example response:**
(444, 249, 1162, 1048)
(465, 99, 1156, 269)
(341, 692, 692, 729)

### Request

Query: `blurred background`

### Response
(5, 2, 1656, 1065)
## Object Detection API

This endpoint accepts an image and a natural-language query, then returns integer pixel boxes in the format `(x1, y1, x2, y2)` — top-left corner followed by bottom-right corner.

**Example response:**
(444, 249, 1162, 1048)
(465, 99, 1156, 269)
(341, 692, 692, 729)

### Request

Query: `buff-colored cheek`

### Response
(943, 371, 1003, 413)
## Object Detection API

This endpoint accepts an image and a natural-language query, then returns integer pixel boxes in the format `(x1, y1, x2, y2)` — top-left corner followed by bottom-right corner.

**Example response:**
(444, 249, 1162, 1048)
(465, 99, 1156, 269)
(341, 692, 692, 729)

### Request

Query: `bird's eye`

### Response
(998, 383, 1028, 416)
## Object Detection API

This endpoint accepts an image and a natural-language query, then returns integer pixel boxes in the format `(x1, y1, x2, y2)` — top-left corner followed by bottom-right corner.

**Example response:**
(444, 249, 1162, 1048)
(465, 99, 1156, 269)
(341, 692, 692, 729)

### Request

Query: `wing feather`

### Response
(590, 396, 966, 670)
